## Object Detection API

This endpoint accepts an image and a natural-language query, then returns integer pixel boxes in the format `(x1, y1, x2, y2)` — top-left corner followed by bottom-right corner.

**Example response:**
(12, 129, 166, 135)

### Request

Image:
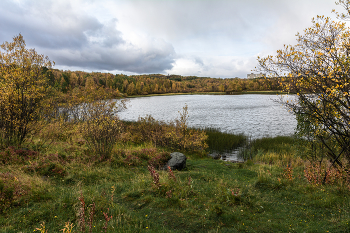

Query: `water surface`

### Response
(118, 94, 296, 139)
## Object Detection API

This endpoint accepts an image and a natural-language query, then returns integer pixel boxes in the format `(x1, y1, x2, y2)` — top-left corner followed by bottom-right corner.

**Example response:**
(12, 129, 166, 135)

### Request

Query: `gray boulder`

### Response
(167, 152, 187, 171)
(210, 152, 221, 160)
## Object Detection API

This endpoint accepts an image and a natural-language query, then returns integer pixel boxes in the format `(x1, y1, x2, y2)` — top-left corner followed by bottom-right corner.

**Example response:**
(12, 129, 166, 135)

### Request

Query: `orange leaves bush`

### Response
(114, 147, 170, 168)
(0, 147, 39, 165)
(283, 165, 294, 181)
(304, 161, 350, 186)
(257, 7, 350, 167)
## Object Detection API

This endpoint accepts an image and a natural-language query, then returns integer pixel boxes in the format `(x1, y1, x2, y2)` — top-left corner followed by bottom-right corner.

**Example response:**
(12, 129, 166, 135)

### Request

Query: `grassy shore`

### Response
(1, 123, 349, 232)
(204, 128, 246, 153)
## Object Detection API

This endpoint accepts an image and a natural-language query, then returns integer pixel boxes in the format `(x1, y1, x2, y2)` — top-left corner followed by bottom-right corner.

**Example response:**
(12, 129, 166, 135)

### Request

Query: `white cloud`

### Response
(0, 0, 343, 77)
(167, 55, 259, 78)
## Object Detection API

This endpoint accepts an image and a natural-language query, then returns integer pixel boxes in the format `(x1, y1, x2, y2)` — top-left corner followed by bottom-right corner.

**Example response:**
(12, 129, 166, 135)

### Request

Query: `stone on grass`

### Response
(212, 153, 221, 160)
(167, 152, 187, 171)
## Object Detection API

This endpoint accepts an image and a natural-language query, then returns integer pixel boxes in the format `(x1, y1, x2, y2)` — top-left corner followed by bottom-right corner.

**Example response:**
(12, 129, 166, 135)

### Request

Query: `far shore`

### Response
(127, 90, 287, 98)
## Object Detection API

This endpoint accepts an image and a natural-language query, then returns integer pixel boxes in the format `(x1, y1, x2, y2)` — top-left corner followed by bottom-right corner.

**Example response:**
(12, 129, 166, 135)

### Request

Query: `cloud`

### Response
(0, 0, 176, 73)
(0, 0, 341, 77)
(0, 0, 102, 49)
(51, 35, 175, 73)
(108, 0, 337, 77)
(167, 55, 258, 78)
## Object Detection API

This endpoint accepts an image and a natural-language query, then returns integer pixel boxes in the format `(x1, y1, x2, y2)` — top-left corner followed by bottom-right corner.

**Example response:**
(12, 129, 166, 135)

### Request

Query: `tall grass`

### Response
(203, 127, 246, 153)
(240, 136, 296, 161)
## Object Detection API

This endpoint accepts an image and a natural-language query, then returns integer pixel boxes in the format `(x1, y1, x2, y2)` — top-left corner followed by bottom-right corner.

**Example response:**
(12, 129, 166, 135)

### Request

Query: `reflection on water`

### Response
(118, 94, 297, 140)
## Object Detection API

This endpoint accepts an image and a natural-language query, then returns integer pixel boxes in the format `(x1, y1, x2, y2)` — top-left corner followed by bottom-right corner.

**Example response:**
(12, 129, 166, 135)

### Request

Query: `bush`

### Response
(0, 147, 39, 165)
(113, 148, 170, 168)
(79, 100, 122, 160)
(125, 109, 208, 153)
(148, 152, 171, 168)
(304, 161, 350, 186)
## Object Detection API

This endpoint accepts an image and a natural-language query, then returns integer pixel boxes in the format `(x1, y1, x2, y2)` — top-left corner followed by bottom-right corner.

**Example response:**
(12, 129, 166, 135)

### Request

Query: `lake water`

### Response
(118, 94, 297, 162)
(118, 94, 297, 139)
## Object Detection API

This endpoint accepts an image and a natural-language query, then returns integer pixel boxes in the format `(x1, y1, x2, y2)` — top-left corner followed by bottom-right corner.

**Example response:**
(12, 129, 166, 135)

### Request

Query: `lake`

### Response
(118, 94, 297, 139)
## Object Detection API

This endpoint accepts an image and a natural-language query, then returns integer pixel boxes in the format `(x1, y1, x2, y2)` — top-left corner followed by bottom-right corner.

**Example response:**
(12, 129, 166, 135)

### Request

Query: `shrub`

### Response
(0, 147, 39, 165)
(79, 100, 122, 160)
(304, 161, 350, 186)
(127, 111, 208, 153)
(148, 152, 171, 168)
(113, 148, 170, 168)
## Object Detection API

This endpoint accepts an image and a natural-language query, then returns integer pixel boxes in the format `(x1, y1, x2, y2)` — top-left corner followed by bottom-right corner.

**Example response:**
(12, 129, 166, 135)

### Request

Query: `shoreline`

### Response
(126, 90, 286, 98)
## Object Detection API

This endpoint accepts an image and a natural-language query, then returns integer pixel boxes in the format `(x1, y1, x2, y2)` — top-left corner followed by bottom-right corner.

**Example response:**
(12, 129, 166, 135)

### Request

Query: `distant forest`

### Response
(45, 69, 283, 97)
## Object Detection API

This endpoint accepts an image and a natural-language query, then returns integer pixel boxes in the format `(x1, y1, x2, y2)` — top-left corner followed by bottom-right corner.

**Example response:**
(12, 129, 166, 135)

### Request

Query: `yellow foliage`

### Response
(0, 34, 53, 147)
(257, 3, 350, 166)
(79, 100, 122, 160)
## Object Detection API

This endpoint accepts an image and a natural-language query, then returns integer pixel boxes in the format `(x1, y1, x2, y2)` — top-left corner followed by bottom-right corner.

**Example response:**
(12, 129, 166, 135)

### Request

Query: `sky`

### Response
(0, 0, 342, 78)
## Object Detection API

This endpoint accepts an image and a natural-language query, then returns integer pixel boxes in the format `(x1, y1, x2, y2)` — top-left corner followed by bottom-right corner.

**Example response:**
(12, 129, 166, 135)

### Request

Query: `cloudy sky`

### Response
(0, 0, 342, 78)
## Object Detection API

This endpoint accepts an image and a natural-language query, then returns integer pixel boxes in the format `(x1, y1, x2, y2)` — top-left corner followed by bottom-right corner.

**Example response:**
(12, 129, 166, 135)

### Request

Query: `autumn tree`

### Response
(0, 34, 53, 147)
(257, 1, 350, 174)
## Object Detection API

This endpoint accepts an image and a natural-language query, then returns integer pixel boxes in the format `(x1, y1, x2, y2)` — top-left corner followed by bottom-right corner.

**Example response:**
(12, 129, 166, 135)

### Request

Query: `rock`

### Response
(209, 152, 221, 160)
(167, 152, 187, 171)
(230, 160, 244, 163)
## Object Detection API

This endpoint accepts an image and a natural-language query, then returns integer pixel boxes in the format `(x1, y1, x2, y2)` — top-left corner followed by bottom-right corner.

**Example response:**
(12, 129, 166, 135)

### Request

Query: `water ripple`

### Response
(118, 94, 297, 139)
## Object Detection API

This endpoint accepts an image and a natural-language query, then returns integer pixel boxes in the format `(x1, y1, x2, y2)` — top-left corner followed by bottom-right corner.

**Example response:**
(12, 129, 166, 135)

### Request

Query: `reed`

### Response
(203, 127, 246, 152)
(240, 136, 296, 161)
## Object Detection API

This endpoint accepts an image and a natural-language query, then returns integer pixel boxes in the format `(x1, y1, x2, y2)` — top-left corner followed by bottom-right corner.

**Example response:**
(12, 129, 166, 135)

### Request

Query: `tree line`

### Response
(45, 69, 283, 97)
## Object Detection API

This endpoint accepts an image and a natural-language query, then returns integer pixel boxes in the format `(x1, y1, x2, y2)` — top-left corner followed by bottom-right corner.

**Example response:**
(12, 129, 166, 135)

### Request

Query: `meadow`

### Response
(1, 116, 349, 233)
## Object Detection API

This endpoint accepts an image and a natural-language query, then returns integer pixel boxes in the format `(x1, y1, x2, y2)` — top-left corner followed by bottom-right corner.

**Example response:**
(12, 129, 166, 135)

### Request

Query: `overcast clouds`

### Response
(0, 0, 341, 78)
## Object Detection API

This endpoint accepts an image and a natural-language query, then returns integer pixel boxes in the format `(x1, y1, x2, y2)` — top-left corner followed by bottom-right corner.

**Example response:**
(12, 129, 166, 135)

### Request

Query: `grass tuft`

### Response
(204, 127, 246, 153)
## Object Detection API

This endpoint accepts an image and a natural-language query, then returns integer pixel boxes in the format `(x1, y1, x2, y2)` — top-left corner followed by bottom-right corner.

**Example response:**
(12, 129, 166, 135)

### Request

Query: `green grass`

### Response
(1, 126, 350, 232)
(1, 152, 350, 232)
